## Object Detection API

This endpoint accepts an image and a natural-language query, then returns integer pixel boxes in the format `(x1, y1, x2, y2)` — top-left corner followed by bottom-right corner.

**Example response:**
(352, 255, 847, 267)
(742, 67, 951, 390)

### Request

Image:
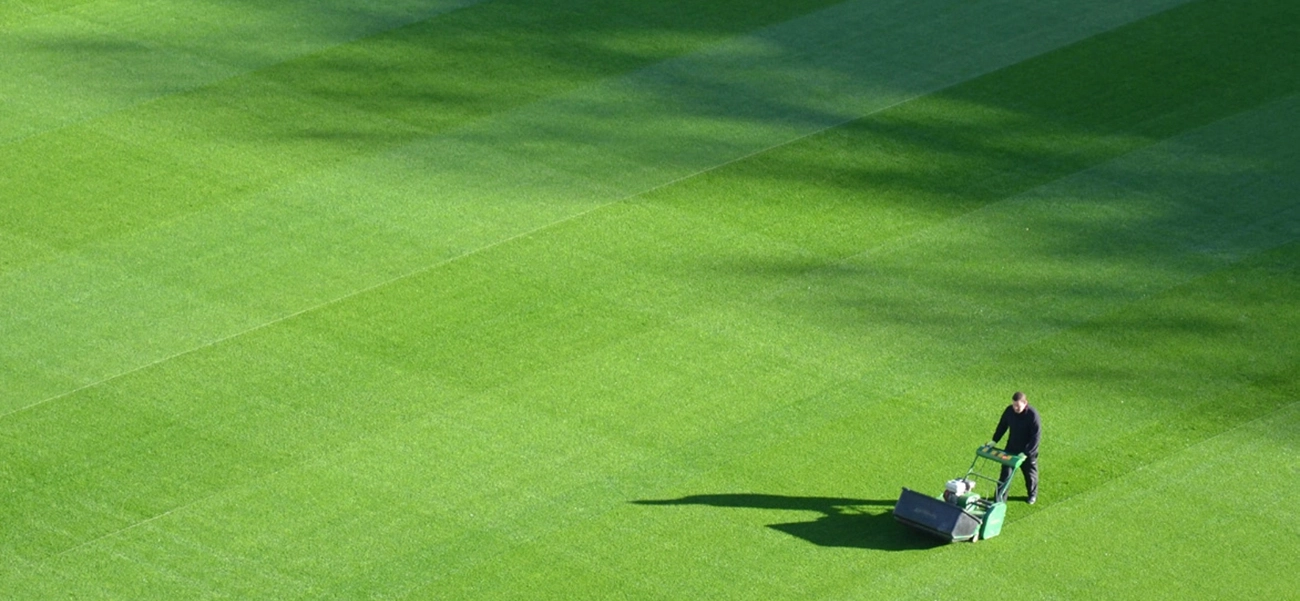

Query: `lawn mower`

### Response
(893, 443, 1026, 542)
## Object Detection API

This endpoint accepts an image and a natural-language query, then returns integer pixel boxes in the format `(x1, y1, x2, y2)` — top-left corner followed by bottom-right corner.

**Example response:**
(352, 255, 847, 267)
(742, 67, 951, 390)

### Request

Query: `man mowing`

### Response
(991, 391, 1041, 504)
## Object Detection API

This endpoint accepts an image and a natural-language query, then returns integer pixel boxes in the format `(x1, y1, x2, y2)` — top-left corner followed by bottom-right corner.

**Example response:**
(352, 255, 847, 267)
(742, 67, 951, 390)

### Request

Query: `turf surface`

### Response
(1, 0, 1297, 598)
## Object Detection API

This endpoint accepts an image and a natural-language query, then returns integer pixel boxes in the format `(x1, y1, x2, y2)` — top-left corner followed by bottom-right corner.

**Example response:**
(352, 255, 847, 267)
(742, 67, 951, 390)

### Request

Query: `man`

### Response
(990, 391, 1040, 504)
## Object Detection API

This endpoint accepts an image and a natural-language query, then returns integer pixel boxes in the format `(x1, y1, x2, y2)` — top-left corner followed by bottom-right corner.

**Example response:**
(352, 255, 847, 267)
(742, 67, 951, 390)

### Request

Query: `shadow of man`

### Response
(633, 493, 942, 551)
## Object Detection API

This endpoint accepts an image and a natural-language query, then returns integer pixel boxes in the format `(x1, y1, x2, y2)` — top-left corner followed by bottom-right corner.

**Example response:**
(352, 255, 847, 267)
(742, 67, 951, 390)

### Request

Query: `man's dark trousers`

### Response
(997, 454, 1037, 502)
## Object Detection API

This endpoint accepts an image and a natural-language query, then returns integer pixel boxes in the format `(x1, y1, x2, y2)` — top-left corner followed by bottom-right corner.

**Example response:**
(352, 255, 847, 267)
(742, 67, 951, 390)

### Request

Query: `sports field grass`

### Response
(2, 0, 1297, 598)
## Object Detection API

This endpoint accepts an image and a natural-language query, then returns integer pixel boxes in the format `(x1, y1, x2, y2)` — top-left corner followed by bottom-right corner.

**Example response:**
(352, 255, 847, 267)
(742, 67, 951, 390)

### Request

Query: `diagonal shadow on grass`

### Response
(632, 493, 942, 551)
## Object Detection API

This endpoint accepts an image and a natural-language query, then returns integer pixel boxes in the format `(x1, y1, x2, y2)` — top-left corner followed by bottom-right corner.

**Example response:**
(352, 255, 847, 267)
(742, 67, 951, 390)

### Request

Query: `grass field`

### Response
(2, 0, 1298, 598)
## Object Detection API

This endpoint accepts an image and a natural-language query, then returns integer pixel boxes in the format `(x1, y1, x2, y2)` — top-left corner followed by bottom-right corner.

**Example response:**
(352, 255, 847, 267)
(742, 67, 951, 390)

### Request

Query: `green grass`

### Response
(1, 0, 1298, 599)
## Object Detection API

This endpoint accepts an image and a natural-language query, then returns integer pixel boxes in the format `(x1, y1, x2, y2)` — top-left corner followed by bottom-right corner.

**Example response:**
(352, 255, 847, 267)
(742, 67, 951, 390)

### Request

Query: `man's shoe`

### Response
(1027, 495, 1037, 505)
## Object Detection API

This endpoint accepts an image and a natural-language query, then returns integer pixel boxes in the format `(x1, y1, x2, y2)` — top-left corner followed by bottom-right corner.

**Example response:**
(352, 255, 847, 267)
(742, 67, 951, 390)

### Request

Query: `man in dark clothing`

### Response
(991, 391, 1041, 504)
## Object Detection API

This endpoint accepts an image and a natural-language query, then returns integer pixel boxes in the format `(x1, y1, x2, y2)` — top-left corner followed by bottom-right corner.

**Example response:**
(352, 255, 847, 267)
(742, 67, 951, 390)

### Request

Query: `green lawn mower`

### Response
(893, 444, 1027, 542)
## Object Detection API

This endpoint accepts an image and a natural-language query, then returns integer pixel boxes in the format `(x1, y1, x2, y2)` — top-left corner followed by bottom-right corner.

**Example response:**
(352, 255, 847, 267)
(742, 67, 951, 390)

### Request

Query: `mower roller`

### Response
(893, 444, 1026, 542)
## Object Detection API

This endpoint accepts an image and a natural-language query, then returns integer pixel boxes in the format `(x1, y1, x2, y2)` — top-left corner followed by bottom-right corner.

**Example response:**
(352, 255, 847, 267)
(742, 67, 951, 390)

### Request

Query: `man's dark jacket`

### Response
(993, 404, 1041, 456)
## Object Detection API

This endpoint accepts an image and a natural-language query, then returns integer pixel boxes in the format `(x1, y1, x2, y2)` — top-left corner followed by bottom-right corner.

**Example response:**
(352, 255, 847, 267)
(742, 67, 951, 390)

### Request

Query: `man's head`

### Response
(1011, 391, 1027, 413)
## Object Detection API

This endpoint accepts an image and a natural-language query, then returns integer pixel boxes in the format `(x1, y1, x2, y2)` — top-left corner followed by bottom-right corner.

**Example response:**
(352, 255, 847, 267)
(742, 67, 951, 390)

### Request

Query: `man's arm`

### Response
(991, 407, 1010, 443)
